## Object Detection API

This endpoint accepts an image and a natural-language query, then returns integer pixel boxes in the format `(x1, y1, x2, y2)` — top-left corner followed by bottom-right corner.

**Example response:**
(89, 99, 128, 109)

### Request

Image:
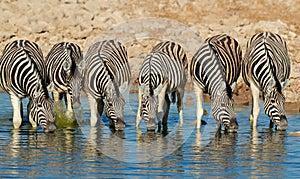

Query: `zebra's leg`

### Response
(97, 99, 104, 118)
(157, 84, 168, 128)
(162, 94, 171, 125)
(66, 93, 73, 113)
(27, 100, 37, 128)
(194, 84, 204, 129)
(10, 94, 23, 128)
(87, 93, 98, 126)
(177, 85, 185, 124)
(52, 90, 60, 102)
(136, 87, 142, 128)
(250, 82, 260, 127)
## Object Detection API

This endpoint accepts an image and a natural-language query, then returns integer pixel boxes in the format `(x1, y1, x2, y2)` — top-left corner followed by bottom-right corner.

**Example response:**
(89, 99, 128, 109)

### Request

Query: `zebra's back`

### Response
(205, 34, 242, 86)
(45, 42, 83, 91)
(151, 41, 188, 70)
(85, 40, 130, 93)
(242, 32, 290, 90)
(139, 41, 188, 93)
(0, 40, 46, 97)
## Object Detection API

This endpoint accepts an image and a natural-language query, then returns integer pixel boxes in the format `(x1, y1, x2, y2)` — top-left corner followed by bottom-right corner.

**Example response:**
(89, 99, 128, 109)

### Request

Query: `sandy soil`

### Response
(0, 0, 299, 111)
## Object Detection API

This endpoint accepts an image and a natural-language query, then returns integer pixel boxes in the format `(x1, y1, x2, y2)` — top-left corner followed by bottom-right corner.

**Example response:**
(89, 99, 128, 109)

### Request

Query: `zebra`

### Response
(190, 34, 242, 132)
(83, 40, 131, 130)
(0, 40, 56, 132)
(45, 42, 84, 113)
(136, 41, 188, 131)
(242, 32, 290, 130)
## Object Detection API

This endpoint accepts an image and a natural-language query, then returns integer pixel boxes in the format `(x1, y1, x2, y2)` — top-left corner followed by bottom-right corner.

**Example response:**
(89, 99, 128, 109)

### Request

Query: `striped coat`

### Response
(242, 32, 290, 130)
(190, 34, 242, 132)
(0, 40, 55, 132)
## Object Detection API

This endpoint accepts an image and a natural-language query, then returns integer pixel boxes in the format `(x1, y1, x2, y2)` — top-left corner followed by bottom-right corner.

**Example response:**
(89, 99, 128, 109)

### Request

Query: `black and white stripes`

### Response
(136, 41, 188, 131)
(190, 34, 242, 132)
(83, 40, 131, 130)
(45, 42, 84, 112)
(242, 32, 290, 130)
(0, 40, 55, 132)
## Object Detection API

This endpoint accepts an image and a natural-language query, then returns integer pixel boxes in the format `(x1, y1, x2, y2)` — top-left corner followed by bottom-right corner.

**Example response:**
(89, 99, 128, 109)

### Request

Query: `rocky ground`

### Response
(0, 0, 299, 111)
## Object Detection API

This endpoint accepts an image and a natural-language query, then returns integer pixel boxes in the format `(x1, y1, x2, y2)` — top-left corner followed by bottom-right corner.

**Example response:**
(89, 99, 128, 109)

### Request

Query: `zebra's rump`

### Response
(0, 40, 46, 98)
(190, 42, 228, 94)
(151, 41, 188, 71)
(205, 34, 242, 86)
(242, 32, 290, 90)
(45, 42, 83, 92)
(85, 40, 130, 88)
(139, 41, 187, 93)
(84, 40, 131, 98)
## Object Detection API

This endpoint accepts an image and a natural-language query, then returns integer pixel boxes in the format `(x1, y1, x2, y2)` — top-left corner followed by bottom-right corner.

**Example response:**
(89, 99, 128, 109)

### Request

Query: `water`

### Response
(0, 92, 300, 178)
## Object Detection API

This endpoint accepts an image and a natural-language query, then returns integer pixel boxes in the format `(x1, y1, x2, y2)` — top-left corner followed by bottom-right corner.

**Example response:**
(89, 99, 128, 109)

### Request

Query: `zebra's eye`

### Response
(270, 99, 276, 104)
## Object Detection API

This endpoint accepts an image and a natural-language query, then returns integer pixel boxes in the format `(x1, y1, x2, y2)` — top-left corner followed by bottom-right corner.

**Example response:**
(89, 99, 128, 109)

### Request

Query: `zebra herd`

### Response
(0, 31, 291, 133)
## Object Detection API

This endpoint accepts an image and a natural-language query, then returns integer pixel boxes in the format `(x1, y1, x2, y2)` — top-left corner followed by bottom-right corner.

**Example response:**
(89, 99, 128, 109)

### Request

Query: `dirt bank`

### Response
(0, 0, 299, 111)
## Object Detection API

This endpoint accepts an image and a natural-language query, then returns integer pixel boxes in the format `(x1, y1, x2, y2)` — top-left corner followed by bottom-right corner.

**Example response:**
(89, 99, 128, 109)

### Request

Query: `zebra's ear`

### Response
(33, 84, 42, 99)
(266, 80, 276, 93)
(106, 82, 114, 100)
(47, 82, 54, 93)
(153, 84, 163, 96)
(78, 60, 85, 70)
(140, 84, 149, 96)
(63, 59, 72, 71)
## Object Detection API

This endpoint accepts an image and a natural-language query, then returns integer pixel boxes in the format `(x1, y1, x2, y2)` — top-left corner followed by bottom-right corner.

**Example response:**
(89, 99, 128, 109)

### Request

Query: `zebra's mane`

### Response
(263, 36, 283, 93)
(148, 54, 154, 96)
(98, 52, 121, 97)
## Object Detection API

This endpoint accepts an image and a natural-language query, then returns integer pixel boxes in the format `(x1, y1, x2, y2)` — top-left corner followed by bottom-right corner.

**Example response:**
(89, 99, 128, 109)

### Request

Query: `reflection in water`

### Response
(0, 92, 299, 178)
(191, 126, 287, 177)
(247, 128, 287, 177)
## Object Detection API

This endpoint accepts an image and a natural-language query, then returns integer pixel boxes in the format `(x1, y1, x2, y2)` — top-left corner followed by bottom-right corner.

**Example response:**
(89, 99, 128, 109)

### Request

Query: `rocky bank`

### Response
(0, 0, 299, 111)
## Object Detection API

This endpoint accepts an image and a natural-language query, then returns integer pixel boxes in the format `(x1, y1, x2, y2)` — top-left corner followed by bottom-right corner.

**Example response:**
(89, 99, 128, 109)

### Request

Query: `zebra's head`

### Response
(263, 88, 287, 130)
(63, 45, 84, 109)
(105, 82, 126, 131)
(28, 85, 56, 132)
(70, 60, 85, 109)
(212, 94, 238, 133)
(140, 94, 158, 131)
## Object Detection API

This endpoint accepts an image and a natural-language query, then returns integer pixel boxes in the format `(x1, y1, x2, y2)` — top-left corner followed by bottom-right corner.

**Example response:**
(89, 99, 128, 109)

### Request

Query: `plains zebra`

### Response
(190, 34, 242, 132)
(83, 40, 131, 130)
(136, 41, 188, 131)
(0, 40, 55, 132)
(242, 32, 290, 130)
(45, 42, 84, 113)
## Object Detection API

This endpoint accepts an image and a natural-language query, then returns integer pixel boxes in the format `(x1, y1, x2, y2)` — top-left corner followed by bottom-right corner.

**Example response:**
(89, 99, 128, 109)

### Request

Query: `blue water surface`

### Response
(0, 92, 299, 178)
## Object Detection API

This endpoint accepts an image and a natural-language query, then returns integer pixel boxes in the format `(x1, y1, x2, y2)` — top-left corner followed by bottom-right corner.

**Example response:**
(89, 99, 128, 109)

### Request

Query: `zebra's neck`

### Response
(210, 81, 231, 102)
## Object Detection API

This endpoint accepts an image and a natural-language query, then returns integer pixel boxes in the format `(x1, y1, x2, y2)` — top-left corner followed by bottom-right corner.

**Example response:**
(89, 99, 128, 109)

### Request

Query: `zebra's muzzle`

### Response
(223, 118, 239, 133)
(275, 115, 288, 131)
(72, 97, 81, 109)
(146, 119, 156, 131)
(113, 118, 126, 131)
(44, 121, 56, 133)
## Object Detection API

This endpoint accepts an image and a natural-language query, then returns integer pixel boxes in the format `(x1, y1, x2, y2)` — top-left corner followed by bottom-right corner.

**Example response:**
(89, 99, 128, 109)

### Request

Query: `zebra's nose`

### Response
(114, 119, 126, 131)
(225, 119, 239, 133)
(146, 119, 156, 131)
(44, 122, 56, 133)
(72, 98, 81, 109)
(276, 115, 288, 131)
